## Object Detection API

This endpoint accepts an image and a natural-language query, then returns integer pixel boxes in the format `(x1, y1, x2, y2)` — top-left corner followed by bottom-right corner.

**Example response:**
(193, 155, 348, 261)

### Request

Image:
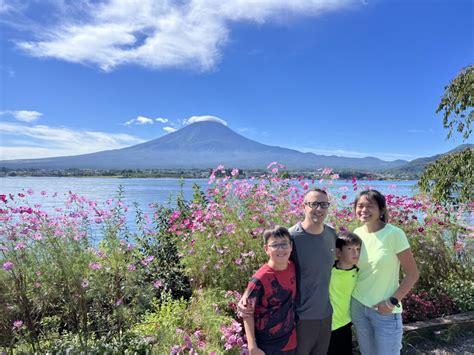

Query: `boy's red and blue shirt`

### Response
(246, 260, 297, 352)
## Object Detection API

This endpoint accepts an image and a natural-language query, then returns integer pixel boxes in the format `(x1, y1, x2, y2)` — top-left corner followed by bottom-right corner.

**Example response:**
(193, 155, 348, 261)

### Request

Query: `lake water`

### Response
(1, 176, 418, 213)
(0, 177, 419, 238)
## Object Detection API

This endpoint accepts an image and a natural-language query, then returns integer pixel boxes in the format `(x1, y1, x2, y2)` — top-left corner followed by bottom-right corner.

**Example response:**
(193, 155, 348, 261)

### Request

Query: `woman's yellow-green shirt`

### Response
(352, 223, 410, 314)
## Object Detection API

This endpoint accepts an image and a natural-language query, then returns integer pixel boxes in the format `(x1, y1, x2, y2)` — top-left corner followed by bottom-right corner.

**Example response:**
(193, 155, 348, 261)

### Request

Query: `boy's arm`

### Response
(243, 315, 264, 355)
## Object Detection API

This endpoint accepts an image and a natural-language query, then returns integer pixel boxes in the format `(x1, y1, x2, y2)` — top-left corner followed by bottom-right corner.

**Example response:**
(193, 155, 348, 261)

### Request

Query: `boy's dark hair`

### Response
(263, 225, 291, 244)
(336, 232, 362, 250)
(353, 189, 388, 223)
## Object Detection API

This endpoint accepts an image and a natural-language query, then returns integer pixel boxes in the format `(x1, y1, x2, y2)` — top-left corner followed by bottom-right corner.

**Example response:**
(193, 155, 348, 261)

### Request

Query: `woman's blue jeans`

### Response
(350, 297, 403, 355)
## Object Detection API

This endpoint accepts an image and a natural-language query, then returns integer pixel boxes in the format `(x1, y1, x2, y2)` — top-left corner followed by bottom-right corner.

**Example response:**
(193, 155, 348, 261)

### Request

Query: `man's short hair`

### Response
(263, 225, 291, 244)
(336, 232, 362, 250)
(303, 188, 328, 201)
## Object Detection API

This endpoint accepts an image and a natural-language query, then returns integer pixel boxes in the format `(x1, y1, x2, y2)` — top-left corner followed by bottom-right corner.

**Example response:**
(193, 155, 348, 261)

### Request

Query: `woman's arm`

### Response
(393, 248, 420, 300)
(374, 248, 419, 314)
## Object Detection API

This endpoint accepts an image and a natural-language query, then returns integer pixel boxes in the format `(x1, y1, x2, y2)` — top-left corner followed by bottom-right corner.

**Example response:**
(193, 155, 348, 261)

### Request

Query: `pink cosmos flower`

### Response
(81, 279, 89, 288)
(3, 261, 14, 271)
(141, 255, 154, 266)
(153, 279, 163, 288)
(12, 320, 23, 330)
(14, 242, 26, 250)
(89, 262, 102, 270)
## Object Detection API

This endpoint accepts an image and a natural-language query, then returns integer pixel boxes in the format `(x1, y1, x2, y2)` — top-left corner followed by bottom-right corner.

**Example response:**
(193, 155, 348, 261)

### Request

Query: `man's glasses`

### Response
(304, 201, 331, 209)
(268, 242, 291, 250)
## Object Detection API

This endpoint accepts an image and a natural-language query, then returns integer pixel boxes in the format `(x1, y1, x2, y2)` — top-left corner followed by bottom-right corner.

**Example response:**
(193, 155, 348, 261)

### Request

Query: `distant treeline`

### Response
(0, 167, 419, 180)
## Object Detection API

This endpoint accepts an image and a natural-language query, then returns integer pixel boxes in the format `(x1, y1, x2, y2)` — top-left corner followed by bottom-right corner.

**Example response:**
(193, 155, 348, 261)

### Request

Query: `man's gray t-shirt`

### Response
(289, 223, 337, 320)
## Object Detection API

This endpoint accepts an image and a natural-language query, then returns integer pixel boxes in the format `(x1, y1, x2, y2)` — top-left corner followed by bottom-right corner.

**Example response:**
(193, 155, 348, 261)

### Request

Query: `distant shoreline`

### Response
(0, 168, 420, 180)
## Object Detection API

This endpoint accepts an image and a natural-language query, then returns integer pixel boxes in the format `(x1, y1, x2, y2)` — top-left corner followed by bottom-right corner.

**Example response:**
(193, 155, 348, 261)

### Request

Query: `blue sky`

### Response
(0, 0, 472, 162)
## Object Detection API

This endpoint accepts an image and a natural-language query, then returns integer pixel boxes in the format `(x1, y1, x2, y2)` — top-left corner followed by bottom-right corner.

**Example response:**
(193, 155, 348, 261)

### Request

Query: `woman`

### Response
(351, 190, 419, 355)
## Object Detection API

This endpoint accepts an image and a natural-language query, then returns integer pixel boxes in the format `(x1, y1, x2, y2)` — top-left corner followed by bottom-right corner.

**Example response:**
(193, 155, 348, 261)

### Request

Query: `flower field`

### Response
(1, 164, 473, 353)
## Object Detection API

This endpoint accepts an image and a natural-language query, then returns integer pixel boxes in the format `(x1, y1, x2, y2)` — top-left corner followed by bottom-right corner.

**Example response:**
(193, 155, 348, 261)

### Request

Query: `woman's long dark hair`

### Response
(353, 189, 388, 223)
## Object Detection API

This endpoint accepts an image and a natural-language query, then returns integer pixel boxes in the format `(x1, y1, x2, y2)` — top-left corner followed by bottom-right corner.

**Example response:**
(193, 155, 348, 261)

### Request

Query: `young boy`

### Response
(327, 232, 362, 355)
(243, 226, 297, 355)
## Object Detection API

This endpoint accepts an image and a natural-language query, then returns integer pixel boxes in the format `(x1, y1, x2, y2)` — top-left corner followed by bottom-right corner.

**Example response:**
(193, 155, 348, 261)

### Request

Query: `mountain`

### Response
(386, 144, 473, 175)
(1, 121, 408, 170)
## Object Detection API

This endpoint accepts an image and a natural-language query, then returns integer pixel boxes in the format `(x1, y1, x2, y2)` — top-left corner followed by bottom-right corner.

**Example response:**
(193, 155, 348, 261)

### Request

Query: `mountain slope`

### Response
(1, 121, 408, 170)
(386, 144, 473, 175)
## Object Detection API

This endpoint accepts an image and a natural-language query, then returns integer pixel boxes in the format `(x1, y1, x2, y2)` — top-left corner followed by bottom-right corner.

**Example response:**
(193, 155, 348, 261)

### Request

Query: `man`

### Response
(239, 188, 336, 355)
(289, 188, 336, 355)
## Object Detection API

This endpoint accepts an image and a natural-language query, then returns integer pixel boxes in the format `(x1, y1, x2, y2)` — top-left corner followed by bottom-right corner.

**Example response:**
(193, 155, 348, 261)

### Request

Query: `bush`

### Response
(1, 165, 472, 353)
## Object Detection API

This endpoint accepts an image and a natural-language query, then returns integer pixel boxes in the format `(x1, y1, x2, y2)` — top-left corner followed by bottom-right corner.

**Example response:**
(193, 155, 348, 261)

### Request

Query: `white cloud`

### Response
(407, 128, 434, 134)
(163, 126, 176, 133)
(8, 0, 354, 71)
(0, 110, 43, 122)
(156, 117, 168, 123)
(186, 115, 227, 126)
(0, 66, 15, 78)
(0, 122, 145, 160)
(293, 145, 419, 161)
(124, 115, 154, 125)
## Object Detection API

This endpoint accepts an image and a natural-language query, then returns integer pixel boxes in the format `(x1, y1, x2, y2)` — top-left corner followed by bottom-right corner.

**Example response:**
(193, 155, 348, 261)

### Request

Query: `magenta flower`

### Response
(127, 264, 136, 272)
(141, 255, 154, 266)
(12, 320, 23, 330)
(2, 261, 13, 271)
(89, 262, 102, 270)
(14, 242, 26, 250)
(81, 279, 89, 288)
(152, 279, 163, 288)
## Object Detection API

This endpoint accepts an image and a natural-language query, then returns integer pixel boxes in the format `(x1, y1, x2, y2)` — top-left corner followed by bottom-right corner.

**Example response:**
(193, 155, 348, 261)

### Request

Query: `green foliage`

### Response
(134, 204, 192, 300)
(418, 147, 473, 203)
(132, 292, 189, 353)
(437, 276, 474, 313)
(437, 64, 474, 140)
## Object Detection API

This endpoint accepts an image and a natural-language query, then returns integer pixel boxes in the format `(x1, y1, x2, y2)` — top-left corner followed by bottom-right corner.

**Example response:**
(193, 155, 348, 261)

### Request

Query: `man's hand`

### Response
(237, 294, 255, 319)
(249, 346, 265, 355)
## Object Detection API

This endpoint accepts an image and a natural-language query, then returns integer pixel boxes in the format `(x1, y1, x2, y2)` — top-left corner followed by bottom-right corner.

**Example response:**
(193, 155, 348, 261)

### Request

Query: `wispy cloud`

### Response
(292, 145, 419, 161)
(124, 115, 154, 125)
(0, 122, 145, 160)
(5, 0, 354, 71)
(0, 66, 15, 78)
(156, 117, 168, 123)
(407, 128, 434, 134)
(163, 126, 177, 133)
(0, 110, 43, 122)
(186, 115, 227, 126)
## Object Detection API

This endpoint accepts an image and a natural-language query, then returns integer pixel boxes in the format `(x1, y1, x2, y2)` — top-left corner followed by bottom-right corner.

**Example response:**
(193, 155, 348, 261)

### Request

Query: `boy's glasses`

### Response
(268, 242, 291, 250)
(304, 201, 330, 209)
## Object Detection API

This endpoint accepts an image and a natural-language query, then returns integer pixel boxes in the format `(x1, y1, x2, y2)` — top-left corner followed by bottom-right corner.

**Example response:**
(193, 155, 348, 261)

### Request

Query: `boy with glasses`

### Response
(242, 226, 297, 355)
(240, 188, 336, 355)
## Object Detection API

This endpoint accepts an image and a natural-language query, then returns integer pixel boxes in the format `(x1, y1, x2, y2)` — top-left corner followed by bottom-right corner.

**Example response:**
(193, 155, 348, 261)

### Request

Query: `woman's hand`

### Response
(373, 300, 393, 315)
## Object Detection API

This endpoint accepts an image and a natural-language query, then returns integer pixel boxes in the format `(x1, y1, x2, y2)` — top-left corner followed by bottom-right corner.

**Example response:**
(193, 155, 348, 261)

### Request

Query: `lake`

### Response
(1, 176, 418, 213)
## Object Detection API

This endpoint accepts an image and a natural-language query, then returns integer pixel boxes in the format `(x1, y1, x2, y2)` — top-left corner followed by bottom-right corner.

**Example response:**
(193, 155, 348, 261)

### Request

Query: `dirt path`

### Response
(403, 330, 474, 354)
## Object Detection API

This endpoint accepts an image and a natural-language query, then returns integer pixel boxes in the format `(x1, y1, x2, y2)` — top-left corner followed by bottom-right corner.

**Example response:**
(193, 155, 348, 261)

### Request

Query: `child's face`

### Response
(264, 235, 292, 263)
(336, 243, 361, 264)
